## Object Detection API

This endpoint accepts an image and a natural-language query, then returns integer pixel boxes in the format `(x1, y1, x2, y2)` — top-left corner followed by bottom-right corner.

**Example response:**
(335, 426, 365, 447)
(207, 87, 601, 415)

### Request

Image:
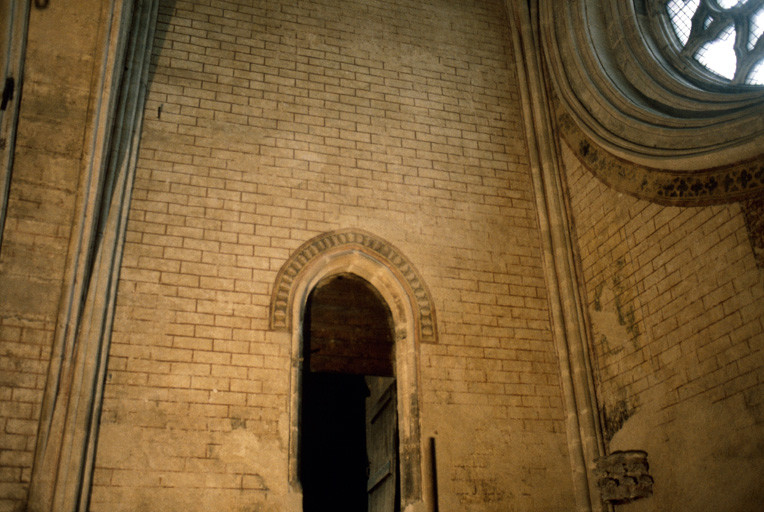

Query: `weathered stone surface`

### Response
(595, 450, 653, 504)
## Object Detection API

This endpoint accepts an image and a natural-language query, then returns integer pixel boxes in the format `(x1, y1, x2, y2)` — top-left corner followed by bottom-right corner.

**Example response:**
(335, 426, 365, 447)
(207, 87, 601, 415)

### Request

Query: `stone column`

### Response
(505, 1, 607, 510)
(27, 1, 158, 510)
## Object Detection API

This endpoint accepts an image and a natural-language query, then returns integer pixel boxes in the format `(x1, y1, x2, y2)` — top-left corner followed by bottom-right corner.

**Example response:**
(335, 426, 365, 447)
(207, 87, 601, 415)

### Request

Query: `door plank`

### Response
(366, 376, 398, 512)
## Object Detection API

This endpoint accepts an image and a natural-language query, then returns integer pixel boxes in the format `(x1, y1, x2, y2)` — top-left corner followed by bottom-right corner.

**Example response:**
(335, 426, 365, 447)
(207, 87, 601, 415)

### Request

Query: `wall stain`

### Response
(602, 399, 637, 443)
(598, 334, 623, 356)
(741, 197, 764, 268)
(593, 281, 605, 312)
(592, 259, 640, 341)
(611, 266, 640, 339)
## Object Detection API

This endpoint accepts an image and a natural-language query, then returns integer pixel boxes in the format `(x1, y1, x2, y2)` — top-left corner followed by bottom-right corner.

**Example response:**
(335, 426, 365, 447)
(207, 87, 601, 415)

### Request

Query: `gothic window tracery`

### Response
(662, 0, 764, 85)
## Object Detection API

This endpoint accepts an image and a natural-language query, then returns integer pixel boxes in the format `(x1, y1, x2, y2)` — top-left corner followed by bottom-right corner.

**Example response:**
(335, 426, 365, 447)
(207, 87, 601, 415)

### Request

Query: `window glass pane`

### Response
(667, 0, 700, 46)
(746, 59, 764, 85)
(664, 0, 763, 85)
(750, 6, 764, 51)
(716, 0, 743, 9)
(695, 24, 737, 80)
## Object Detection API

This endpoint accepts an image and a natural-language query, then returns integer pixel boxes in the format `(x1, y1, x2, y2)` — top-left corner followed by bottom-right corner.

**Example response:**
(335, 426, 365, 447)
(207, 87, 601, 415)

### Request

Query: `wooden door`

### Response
(366, 376, 399, 512)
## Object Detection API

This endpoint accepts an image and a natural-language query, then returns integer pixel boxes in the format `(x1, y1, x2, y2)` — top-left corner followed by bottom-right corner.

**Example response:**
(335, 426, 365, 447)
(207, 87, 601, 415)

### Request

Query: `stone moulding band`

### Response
(557, 107, 764, 206)
(269, 229, 438, 343)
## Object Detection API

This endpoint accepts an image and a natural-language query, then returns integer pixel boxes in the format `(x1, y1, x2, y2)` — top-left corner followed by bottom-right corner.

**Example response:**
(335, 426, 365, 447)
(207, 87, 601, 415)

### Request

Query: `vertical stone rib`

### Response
(27, 2, 159, 510)
(506, 1, 606, 510)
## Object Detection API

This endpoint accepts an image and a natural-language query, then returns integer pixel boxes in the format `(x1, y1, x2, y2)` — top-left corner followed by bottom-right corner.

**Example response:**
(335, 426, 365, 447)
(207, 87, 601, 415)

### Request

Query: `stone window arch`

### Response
(269, 229, 437, 510)
(538, 0, 764, 205)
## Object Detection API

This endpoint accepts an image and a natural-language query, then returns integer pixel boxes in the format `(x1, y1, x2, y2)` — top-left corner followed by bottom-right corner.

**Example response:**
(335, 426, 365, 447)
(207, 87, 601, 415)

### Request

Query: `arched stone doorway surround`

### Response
(269, 229, 437, 510)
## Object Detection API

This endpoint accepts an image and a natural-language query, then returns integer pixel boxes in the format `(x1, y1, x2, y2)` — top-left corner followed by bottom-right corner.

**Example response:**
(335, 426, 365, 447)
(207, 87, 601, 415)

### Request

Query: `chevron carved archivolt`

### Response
(269, 230, 437, 343)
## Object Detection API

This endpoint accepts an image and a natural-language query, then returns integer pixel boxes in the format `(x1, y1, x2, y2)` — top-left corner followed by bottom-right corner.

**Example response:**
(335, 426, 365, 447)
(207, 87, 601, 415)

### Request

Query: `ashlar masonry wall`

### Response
(90, 0, 575, 511)
(561, 142, 764, 512)
(0, 2, 115, 511)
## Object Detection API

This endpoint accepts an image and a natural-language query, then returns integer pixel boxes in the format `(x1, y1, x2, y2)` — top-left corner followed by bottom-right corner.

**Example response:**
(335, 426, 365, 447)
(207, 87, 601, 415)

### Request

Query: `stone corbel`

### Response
(595, 450, 653, 505)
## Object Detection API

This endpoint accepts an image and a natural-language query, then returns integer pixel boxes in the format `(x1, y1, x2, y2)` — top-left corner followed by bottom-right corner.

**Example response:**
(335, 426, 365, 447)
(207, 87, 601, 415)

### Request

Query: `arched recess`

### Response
(269, 229, 437, 509)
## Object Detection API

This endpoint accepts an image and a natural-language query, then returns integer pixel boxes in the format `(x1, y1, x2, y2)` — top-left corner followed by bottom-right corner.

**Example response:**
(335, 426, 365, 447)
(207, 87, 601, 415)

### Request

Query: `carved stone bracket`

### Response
(595, 450, 654, 504)
(270, 229, 437, 343)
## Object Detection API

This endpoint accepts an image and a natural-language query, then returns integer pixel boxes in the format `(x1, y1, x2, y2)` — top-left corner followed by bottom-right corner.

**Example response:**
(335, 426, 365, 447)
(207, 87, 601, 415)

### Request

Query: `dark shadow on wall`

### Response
(91, 0, 177, 265)
(299, 274, 398, 512)
(145, 0, 177, 108)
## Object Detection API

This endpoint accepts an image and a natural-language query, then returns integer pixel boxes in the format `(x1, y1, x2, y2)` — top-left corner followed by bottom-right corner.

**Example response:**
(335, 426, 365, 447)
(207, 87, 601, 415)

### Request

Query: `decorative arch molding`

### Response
(539, 0, 764, 205)
(556, 105, 764, 205)
(270, 229, 437, 344)
(271, 229, 435, 509)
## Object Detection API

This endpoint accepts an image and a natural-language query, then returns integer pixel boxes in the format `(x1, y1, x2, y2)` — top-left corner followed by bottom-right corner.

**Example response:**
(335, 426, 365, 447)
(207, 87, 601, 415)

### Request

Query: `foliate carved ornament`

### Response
(595, 450, 654, 504)
(558, 109, 764, 206)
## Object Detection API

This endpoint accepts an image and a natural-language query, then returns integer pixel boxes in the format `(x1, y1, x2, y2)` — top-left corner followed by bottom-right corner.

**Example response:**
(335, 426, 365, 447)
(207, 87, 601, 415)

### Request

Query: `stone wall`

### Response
(562, 141, 764, 512)
(0, 2, 111, 511)
(88, 0, 574, 511)
(3, 1, 761, 512)
(307, 274, 394, 376)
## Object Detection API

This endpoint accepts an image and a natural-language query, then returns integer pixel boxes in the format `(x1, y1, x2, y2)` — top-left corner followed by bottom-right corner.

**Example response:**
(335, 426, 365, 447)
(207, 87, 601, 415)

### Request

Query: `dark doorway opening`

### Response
(299, 274, 400, 512)
(300, 372, 369, 511)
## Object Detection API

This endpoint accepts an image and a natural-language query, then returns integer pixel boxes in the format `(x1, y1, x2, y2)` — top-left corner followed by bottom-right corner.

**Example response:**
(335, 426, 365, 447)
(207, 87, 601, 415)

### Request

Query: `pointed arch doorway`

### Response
(269, 230, 437, 511)
(300, 273, 399, 511)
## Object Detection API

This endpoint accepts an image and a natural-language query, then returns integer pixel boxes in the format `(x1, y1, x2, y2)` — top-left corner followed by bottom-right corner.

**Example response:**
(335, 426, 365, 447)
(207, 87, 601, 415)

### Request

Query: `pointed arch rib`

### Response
(269, 229, 437, 344)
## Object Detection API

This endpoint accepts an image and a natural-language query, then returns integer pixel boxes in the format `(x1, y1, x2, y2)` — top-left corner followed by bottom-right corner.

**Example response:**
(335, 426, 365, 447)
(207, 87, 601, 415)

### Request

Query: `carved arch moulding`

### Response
(269, 229, 438, 344)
